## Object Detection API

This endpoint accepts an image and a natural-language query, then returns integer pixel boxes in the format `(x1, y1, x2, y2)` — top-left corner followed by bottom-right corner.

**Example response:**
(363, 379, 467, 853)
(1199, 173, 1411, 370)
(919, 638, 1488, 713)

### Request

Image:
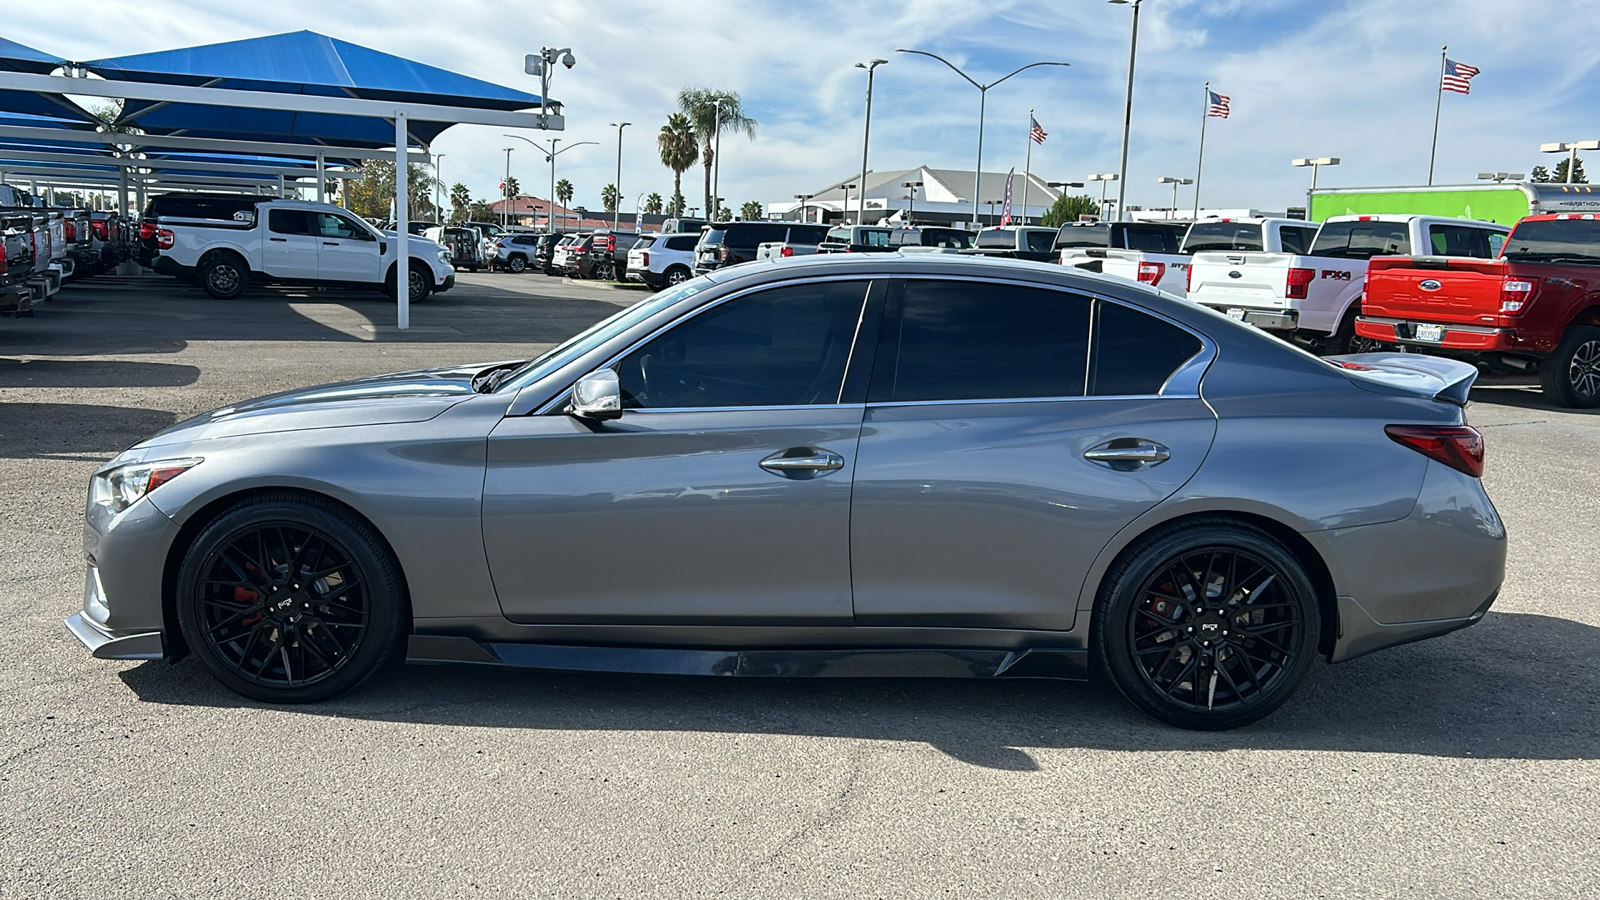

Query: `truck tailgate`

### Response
(1364, 257, 1507, 325)
(1189, 251, 1294, 308)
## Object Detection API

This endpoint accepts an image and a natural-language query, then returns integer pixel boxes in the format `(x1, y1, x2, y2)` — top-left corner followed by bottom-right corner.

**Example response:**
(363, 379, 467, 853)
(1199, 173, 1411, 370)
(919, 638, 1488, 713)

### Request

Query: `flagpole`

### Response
(1193, 82, 1209, 219)
(1428, 45, 1446, 186)
(1021, 108, 1033, 225)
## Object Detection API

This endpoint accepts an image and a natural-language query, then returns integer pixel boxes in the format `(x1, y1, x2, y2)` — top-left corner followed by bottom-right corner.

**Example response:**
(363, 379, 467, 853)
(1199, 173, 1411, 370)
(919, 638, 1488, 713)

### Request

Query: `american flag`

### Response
(1442, 58, 1480, 94)
(1207, 91, 1230, 118)
(1030, 115, 1048, 144)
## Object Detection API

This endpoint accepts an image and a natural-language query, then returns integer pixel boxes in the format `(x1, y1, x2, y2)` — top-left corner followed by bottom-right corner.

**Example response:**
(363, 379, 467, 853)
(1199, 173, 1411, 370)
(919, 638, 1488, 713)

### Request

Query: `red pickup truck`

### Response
(1357, 213, 1600, 407)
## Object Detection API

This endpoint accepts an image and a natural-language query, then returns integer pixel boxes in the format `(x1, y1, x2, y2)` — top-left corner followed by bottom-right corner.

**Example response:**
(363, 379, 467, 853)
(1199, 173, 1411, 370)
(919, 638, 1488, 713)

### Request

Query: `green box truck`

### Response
(1308, 182, 1600, 225)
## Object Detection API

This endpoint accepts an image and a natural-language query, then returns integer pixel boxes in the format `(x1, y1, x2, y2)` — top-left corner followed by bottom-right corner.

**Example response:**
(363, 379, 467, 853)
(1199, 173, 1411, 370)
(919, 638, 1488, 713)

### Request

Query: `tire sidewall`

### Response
(508, 255, 526, 273)
(202, 256, 246, 300)
(1093, 522, 1321, 730)
(175, 497, 405, 703)
(1544, 325, 1600, 408)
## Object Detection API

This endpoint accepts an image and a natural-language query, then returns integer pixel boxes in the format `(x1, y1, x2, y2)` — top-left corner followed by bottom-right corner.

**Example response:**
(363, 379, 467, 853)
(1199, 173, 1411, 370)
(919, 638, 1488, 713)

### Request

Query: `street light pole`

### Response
(712, 97, 728, 219)
(1540, 140, 1600, 184)
(610, 121, 631, 229)
(855, 59, 888, 226)
(897, 49, 1071, 228)
(502, 147, 513, 229)
(1291, 157, 1340, 210)
(841, 182, 857, 223)
(1157, 176, 1193, 219)
(1110, 0, 1142, 221)
(505, 135, 598, 232)
(902, 180, 923, 223)
(1087, 173, 1118, 220)
(434, 153, 444, 224)
(794, 193, 814, 223)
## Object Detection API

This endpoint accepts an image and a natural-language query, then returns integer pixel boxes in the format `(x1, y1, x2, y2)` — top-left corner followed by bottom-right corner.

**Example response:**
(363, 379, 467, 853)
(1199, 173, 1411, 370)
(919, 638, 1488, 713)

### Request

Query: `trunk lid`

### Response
(1325, 352, 1478, 406)
(1189, 251, 1297, 306)
(1364, 256, 1508, 325)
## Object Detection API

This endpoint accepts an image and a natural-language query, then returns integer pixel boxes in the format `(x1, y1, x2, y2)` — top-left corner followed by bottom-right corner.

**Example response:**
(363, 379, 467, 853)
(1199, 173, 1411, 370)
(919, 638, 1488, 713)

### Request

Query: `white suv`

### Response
(626, 232, 699, 290)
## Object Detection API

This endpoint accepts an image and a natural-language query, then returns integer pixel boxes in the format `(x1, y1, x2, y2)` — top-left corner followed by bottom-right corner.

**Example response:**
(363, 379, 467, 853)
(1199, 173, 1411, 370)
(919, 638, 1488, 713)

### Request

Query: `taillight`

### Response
(1499, 277, 1536, 314)
(719, 245, 730, 261)
(1185, 263, 1194, 293)
(601, 236, 615, 252)
(781, 246, 794, 258)
(1286, 267, 1315, 300)
(1385, 424, 1484, 477)
(92, 221, 109, 240)
(139, 221, 157, 241)
(157, 229, 175, 250)
(65, 221, 76, 242)
(639, 251, 649, 266)
(1137, 262, 1165, 284)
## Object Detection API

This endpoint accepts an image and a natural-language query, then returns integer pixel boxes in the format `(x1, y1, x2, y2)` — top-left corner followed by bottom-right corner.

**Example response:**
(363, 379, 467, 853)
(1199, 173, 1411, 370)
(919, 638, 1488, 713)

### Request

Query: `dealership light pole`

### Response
(1539, 140, 1600, 184)
(1292, 157, 1339, 212)
(506, 134, 597, 232)
(855, 59, 888, 225)
(897, 49, 1070, 227)
(1087, 173, 1118, 220)
(794, 193, 814, 223)
(1157, 176, 1192, 219)
(434, 153, 444, 224)
(1110, 0, 1142, 221)
(501, 147, 513, 229)
(1476, 172, 1525, 184)
(712, 97, 729, 217)
(610, 121, 631, 229)
(840, 182, 858, 223)
(901, 180, 923, 223)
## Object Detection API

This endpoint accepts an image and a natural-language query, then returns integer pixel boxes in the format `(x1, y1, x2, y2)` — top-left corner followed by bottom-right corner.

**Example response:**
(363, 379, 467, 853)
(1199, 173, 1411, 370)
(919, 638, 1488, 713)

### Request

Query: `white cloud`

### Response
(9, 0, 1600, 216)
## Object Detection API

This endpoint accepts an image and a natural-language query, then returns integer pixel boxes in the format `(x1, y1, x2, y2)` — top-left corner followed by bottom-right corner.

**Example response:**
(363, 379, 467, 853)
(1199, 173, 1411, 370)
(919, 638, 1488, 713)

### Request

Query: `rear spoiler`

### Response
(1325, 352, 1478, 406)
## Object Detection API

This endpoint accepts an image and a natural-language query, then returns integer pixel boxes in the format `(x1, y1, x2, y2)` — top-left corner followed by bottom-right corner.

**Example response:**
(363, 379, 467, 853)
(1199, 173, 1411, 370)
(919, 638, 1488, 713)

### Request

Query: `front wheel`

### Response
(384, 265, 432, 303)
(200, 255, 247, 300)
(1540, 324, 1600, 408)
(175, 495, 406, 703)
(1093, 520, 1320, 730)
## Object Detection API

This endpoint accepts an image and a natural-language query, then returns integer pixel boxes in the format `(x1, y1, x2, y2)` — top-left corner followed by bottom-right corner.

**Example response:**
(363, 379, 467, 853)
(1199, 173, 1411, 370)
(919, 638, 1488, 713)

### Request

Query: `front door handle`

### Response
(1084, 439, 1171, 470)
(760, 448, 845, 477)
(322, 241, 340, 246)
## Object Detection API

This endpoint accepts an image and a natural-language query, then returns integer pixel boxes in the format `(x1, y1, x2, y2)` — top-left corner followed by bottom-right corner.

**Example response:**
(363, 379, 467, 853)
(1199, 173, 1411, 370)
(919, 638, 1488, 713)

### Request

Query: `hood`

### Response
(140, 360, 521, 447)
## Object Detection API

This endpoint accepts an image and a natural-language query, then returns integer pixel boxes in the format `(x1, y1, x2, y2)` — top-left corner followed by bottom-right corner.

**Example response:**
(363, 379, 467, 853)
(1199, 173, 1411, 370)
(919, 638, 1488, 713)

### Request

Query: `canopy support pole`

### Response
(396, 112, 410, 331)
(316, 152, 326, 203)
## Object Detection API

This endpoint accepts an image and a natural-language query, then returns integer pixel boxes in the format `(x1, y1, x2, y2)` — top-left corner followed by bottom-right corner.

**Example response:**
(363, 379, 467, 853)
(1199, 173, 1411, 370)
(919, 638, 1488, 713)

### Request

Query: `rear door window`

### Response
(878, 281, 1090, 402)
(268, 210, 311, 235)
(666, 235, 698, 251)
(1091, 302, 1203, 396)
(1310, 221, 1411, 259)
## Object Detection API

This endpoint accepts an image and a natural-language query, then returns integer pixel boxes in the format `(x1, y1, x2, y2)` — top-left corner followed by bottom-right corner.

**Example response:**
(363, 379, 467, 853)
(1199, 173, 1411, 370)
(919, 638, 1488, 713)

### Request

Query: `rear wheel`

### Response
(1540, 325, 1600, 408)
(175, 495, 405, 703)
(1093, 520, 1320, 730)
(594, 260, 616, 281)
(664, 265, 691, 287)
(507, 255, 526, 273)
(200, 254, 247, 300)
(1331, 307, 1390, 355)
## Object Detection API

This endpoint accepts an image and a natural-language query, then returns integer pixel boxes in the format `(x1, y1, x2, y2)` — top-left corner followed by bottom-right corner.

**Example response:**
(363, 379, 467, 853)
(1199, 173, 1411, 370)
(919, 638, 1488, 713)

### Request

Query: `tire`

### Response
(175, 494, 406, 703)
(1539, 324, 1600, 408)
(1331, 306, 1389, 355)
(664, 265, 691, 287)
(508, 255, 527, 274)
(384, 265, 432, 303)
(200, 254, 247, 300)
(594, 260, 615, 281)
(1092, 519, 1321, 730)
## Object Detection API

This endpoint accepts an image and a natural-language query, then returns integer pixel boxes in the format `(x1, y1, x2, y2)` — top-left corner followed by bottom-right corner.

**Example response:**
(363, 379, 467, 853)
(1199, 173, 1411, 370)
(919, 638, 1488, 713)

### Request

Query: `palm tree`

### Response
(601, 183, 620, 212)
(449, 183, 471, 225)
(556, 179, 574, 210)
(677, 89, 757, 219)
(644, 192, 664, 215)
(657, 113, 698, 217)
(740, 200, 763, 221)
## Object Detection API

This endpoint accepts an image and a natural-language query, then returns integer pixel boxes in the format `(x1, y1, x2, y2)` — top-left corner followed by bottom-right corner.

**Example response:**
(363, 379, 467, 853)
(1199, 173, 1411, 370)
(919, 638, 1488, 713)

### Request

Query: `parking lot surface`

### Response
(2, 272, 1597, 898)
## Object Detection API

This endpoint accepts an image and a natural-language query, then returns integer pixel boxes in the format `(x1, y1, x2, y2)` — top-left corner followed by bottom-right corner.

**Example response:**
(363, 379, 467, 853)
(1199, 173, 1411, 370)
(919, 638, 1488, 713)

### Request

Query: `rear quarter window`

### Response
(1091, 302, 1203, 396)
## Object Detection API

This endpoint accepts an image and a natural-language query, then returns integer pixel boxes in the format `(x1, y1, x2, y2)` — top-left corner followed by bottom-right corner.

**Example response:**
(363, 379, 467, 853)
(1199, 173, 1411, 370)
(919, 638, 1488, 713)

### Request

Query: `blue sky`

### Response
(10, 0, 1600, 214)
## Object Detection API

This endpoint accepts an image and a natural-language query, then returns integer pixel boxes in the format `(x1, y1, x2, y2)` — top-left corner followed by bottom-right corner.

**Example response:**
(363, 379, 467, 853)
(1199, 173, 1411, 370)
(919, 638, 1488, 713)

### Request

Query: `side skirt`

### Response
(406, 635, 1088, 680)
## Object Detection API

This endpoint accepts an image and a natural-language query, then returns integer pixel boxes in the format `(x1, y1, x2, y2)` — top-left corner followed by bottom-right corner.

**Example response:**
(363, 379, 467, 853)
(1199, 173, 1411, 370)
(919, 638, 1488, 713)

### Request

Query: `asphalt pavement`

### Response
(1, 271, 1596, 899)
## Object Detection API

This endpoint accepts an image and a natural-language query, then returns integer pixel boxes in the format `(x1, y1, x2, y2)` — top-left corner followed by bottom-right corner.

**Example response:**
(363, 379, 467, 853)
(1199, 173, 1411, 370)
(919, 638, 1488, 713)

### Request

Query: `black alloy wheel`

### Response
(176, 495, 404, 703)
(201, 256, 246, 300)
(1542, 325, 1600, 408)
(594, 260, 616, 281)
(1094, 521, 1319, 730)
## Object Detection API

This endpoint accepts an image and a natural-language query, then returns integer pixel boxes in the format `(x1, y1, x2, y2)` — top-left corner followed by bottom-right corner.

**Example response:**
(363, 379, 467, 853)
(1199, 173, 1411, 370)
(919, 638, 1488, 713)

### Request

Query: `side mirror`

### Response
(569, 369, 623, 421)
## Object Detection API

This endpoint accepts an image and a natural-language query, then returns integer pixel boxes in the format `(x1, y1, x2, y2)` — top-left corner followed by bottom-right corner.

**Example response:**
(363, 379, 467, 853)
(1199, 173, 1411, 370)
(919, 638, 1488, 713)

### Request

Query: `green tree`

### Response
(556, 179, 574, 209)
(740, 200, 763, 221)
(341, 160, 439, 220)
(503, 175, 520, 199)
(1535, 157, 1588, 184)
(601, 183, 620, 212)
(657, 113, 698, 216)
(449, 183, 471, 224)
(677, 89, 757, 217)
(644, 192, 664, 215)
(716, 203, 733, 221)
(1041, 194, 1102, 228)
(467, 200, 495, 222)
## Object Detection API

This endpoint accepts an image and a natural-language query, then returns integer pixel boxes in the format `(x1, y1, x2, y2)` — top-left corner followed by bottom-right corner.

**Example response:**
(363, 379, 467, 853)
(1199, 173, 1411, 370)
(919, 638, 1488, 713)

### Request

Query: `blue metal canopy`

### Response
(81, 30, 544, 148)
(0, 36, 100, 122)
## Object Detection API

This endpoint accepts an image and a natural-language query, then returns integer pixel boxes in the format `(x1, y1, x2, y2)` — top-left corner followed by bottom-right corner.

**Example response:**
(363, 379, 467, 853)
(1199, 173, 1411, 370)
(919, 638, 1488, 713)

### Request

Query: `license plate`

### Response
(1226, 307, 1247, 321)
(1414, 323, 1444, 342)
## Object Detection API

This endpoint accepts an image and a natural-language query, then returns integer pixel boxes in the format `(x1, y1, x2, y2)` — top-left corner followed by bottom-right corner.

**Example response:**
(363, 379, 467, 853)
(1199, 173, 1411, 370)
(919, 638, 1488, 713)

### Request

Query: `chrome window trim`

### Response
(533, 275, 880, 416)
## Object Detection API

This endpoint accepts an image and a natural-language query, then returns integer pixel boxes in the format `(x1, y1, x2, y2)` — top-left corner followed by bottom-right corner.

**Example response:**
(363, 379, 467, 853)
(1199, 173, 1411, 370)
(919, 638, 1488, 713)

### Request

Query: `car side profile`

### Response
(65, 254, 1505, 729)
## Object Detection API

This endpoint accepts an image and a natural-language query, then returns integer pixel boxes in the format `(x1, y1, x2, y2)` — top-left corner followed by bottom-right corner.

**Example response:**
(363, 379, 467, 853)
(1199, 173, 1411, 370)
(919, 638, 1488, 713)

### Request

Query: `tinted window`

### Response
(884, 281, 1090, 401)
(697, 227, 727, 250)
(1501, 219, 1600, 261)
(316, 213, 372, 241)
(1310, 221, 1410, 259)
(862, 229, 892, 248)
(1054, 225, 1110, 249)
(827, 227, 851, 243)
(149, 194, 259, 221)
(1488, 232, 1506, 256)
(786, 224, 832, 244)
(666, 235, 699, 251)
(976, 229, 1018, 249)
(1123, 225, 1181, 253)
(1280, 226, 1316, 255)
(514, 235, 538, 245)
(268, 209, 311, 235)
(723, 222, 788, 245)
(921, 228, 974, 249)
(1091, 302, 1203, 396)
(617, 281, 869, 409)
(1183, 222, 1264, 253)
(1024, 229, 1056, 253)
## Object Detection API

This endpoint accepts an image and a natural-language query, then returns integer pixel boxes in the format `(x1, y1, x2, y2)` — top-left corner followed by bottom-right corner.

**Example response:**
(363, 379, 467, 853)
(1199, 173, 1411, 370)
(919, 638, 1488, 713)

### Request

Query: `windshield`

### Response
(1183, 222, 1265, 252)
(491, 281, 708, 393)
(1501, 219, 1600, 263)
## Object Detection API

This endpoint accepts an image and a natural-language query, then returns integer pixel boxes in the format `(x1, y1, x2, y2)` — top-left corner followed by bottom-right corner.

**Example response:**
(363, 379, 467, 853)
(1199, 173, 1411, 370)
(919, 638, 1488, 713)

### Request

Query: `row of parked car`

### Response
(0, 185, 135, 317)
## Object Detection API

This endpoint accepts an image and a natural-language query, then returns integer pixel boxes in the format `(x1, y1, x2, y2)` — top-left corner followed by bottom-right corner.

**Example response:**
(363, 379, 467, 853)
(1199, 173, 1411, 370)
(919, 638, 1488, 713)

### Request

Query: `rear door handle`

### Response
(269, 237, 287, 242)
(322, 241, 340, 246)
(760, 448, 845, 477)
(1084, 439, 1171, 469)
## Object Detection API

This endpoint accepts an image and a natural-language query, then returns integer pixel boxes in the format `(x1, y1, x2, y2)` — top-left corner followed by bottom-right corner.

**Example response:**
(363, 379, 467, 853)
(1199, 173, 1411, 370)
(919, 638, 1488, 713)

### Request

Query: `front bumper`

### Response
(64, 611, 164, 660)
(435, 272, 455, 293)
(1356, 316, 1518, 352)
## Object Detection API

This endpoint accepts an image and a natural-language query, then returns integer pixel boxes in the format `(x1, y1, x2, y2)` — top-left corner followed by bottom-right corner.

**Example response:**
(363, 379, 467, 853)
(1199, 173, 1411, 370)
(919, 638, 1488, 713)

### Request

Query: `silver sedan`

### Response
(65, 254, 1506, 729)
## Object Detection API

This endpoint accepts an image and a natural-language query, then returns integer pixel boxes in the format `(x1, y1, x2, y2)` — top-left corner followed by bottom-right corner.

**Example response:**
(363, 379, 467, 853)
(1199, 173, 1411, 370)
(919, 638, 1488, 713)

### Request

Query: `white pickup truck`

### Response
(148, 197, 455, 301)
(1086, 218, 1318, 298)
(1187, 214, 1509, 353)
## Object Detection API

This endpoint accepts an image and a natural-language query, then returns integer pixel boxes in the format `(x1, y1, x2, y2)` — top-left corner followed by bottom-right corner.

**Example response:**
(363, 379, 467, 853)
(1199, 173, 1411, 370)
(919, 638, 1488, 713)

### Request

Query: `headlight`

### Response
(438, 249, 451, 264)
(91, 458, 202, 513)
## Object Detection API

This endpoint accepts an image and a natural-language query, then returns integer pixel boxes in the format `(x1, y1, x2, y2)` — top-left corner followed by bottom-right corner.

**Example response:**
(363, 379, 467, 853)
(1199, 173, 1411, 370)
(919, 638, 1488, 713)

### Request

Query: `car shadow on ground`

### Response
(118, 611, 1600, 770)
(0, 358, 201, 388)
(1470, 384, 1599, 414)
(0, 403, 177, 459)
